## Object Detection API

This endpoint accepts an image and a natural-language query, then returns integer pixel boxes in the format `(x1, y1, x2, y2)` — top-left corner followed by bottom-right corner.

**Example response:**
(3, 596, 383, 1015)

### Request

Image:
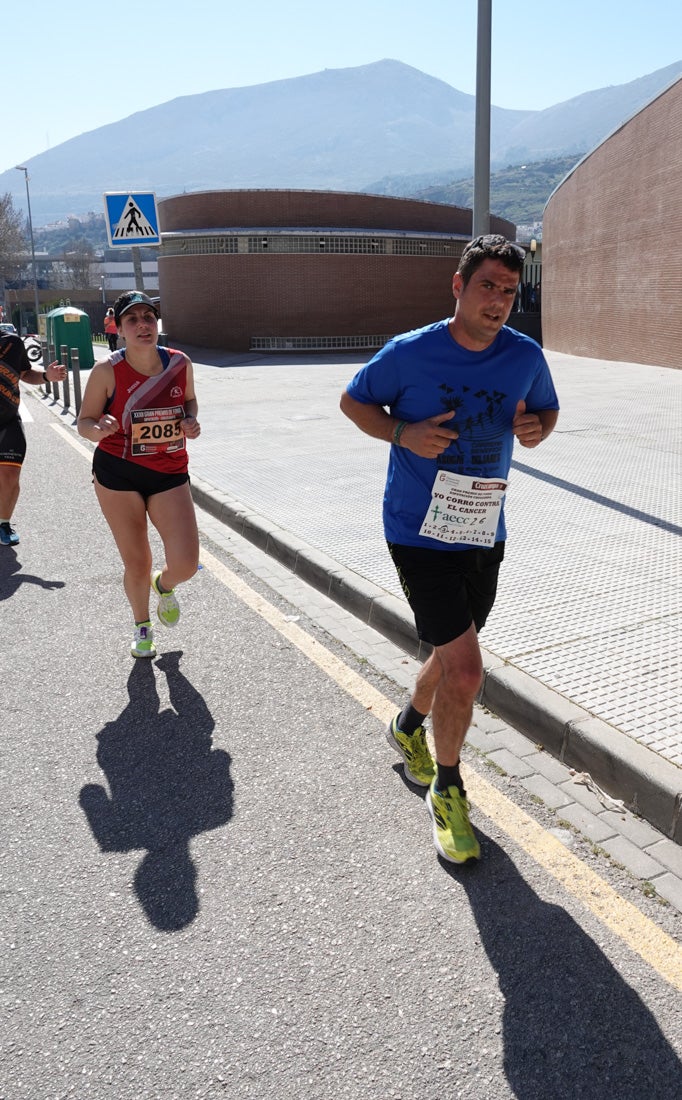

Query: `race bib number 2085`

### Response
(130, 405, 184, 455)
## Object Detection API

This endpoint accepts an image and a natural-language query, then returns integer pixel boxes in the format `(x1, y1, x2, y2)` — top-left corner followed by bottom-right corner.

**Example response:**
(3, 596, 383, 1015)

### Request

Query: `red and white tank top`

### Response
(97, 347, 189, 474)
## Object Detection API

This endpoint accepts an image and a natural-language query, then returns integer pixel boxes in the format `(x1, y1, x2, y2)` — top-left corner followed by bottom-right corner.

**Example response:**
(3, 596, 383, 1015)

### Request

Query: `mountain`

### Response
(415, 155, 584, 226)
(494, 62, 682, 163)
(1, 58, 680, 225)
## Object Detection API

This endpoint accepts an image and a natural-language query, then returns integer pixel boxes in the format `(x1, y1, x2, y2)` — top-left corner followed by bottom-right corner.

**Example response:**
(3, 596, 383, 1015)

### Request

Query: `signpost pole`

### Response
(132, 247, 144, 291)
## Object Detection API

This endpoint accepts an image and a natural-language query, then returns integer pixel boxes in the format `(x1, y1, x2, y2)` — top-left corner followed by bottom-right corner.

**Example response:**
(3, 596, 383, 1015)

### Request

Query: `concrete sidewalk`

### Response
(63, 343, 682, 844)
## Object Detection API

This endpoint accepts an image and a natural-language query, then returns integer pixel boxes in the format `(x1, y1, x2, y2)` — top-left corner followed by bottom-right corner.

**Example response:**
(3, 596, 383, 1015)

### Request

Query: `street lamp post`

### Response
(15, 165, 40, 333)
(472, 0, 492, 237)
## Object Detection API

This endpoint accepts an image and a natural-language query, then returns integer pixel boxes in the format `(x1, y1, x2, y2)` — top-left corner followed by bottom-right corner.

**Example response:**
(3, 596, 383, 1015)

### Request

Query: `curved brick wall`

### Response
(157, 190, 515, 352)
(542, 78, 682, 369)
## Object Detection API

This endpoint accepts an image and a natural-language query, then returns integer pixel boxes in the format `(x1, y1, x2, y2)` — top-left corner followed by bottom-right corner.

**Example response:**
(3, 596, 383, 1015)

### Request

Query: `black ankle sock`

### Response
(135, 619, 152, 627)
(397, 704, 427, 735)
(436, 763, 464, 795)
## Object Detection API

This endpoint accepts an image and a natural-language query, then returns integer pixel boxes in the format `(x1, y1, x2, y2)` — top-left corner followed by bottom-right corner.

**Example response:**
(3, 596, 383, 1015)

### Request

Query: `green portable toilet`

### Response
(45, 306, 95, 371)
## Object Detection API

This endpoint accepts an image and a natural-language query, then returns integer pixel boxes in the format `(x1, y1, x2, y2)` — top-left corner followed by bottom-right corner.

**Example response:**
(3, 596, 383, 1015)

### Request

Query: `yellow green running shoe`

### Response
(151, 570, 180, 627)
(386, 715, 435, 787)
(426, 779, 480, 864)
(131, 621, 156, 659)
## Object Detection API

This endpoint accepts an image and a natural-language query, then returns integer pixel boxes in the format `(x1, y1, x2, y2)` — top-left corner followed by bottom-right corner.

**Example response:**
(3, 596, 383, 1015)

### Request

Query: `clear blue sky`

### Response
(3, 0, 681, 174)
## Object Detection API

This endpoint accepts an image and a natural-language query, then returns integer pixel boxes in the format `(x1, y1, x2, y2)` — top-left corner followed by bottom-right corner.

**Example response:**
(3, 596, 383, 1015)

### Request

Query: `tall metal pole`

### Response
(15, 166, 41, 330)
(472, 0, 492, 237)
(132, 246, 145, 291)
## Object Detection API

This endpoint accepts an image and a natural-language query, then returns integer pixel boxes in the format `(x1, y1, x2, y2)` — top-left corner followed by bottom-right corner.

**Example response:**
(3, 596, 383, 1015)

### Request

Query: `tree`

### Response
(63, 237, 95, 289)
(0, 192, 27, 280)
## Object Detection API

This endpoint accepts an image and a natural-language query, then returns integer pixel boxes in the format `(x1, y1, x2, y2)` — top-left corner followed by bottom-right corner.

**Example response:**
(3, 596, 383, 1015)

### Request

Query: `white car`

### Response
(0, 322, 19, 336)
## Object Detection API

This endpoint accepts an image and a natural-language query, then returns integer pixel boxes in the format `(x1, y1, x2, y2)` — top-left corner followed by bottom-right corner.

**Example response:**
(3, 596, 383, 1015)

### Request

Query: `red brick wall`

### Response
(543, 78, 682, 369)
(159, 189, 490, 234)
(157, 190, 516, 351)
(159, 254, 460, 349)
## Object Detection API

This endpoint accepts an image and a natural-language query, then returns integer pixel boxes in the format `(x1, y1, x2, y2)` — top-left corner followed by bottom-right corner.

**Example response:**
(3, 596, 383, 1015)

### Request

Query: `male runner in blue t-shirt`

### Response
(340, 234, 559, 864)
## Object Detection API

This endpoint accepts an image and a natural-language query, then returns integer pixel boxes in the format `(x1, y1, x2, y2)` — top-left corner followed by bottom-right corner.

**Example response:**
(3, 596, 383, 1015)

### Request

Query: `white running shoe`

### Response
(151, 571, 180, 627)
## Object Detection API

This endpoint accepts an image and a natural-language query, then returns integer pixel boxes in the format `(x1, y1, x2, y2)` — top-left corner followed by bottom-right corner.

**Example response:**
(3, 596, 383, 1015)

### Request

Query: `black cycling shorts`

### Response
(0, 416, 26, 466)
(93, 447, 189, 502)
(387, 541, 505, 647)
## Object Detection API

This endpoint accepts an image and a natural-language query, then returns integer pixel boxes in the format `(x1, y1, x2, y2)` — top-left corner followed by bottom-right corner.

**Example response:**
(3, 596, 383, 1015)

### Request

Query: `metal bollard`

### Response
(60, 346, 71, 410)
(41, 341, 52, 397)
(70, 348, 82, 415)
(50, 344, 67, 406)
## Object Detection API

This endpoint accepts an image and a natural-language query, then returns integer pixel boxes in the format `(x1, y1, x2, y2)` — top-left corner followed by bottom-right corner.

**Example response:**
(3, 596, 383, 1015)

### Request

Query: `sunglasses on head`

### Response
(465, 235, 526, 261)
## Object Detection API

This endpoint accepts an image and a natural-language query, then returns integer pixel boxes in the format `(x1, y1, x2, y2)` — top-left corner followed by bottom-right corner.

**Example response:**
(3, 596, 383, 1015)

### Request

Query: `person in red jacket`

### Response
(77, 291, 201, 658)
(103, 308, 118, 352)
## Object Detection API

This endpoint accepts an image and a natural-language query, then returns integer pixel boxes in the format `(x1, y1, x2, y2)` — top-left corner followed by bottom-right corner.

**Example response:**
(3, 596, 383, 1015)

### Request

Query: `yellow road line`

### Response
(466, 773, 682, 991)
(200, 544, 682, 992)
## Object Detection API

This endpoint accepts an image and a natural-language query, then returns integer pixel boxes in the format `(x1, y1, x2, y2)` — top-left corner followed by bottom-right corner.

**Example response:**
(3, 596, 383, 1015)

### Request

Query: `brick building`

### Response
(157, 190, 515, 352)
(542, 76, 682, 370)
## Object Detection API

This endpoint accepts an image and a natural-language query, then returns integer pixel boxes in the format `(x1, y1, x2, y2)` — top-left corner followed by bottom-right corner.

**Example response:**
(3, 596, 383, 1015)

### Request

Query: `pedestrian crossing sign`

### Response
(103, 191, 161, 247)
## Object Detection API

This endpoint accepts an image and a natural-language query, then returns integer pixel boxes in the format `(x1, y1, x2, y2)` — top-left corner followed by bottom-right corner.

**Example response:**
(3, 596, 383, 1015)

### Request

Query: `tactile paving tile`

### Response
(191, 354, 682, 767)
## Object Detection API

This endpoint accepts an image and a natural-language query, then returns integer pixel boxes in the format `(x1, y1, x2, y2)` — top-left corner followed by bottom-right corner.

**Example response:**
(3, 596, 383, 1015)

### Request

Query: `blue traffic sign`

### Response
(103, 192, 160, 247)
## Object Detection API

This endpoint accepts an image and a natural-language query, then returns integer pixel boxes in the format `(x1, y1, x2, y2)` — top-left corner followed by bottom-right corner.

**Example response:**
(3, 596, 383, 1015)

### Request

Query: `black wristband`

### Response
(42, 371, 48, 383)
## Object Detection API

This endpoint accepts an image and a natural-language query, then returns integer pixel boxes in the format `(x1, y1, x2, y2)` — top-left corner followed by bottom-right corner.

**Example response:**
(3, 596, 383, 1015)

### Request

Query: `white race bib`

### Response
(418, 471, 508, 547)
(130, 405, 185, 456)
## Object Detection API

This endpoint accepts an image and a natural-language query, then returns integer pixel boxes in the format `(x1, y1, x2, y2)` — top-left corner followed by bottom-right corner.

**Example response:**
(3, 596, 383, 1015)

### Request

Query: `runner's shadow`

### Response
(0, 550, 65, 600)
(79, 651, 233, 931)
(452, 836, 682, 1098)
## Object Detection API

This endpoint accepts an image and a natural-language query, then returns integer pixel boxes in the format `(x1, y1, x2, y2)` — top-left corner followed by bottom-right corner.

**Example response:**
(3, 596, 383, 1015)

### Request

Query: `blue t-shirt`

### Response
(346, 318, 559, 549)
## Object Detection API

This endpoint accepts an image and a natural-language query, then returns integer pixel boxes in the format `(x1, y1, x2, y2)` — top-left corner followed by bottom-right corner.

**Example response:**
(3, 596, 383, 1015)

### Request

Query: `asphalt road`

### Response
(2, 396, 681, 1100)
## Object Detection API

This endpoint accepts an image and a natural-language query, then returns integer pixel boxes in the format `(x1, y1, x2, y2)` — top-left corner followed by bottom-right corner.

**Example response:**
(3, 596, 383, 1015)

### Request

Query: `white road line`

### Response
(50, 423, 91, 458)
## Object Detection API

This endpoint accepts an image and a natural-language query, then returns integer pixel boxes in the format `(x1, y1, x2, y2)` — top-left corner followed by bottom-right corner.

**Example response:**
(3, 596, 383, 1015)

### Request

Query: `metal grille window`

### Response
(251, 334, 392, 351)
(162, 233, 464, 257)
(392, 239, 457, 256)
(247, 236, 388, 254)
(162, 236, 238, 256)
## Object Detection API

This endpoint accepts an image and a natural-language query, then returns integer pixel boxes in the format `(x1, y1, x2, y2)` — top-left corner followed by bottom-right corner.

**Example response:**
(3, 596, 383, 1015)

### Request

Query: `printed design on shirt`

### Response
(436, 382, 508, 471)
(0, 361, 19, 412)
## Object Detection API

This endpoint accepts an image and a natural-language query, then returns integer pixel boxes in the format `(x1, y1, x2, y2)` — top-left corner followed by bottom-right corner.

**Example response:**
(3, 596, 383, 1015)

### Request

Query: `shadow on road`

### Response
(80, 651, 233, 931)
(0, 548, 65, 599)
(452, 836, 682, 1098)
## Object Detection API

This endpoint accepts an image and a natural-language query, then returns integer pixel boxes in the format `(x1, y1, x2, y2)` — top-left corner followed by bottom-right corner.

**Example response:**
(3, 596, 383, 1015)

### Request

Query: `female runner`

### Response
(78, 291, 201, 658)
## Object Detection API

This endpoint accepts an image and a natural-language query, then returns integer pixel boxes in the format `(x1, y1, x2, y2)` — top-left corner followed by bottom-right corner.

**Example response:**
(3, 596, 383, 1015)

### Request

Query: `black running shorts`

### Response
(0, 416, 26, 466)
(387, 541, 505, 647)
(93, 448, 189, 501)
